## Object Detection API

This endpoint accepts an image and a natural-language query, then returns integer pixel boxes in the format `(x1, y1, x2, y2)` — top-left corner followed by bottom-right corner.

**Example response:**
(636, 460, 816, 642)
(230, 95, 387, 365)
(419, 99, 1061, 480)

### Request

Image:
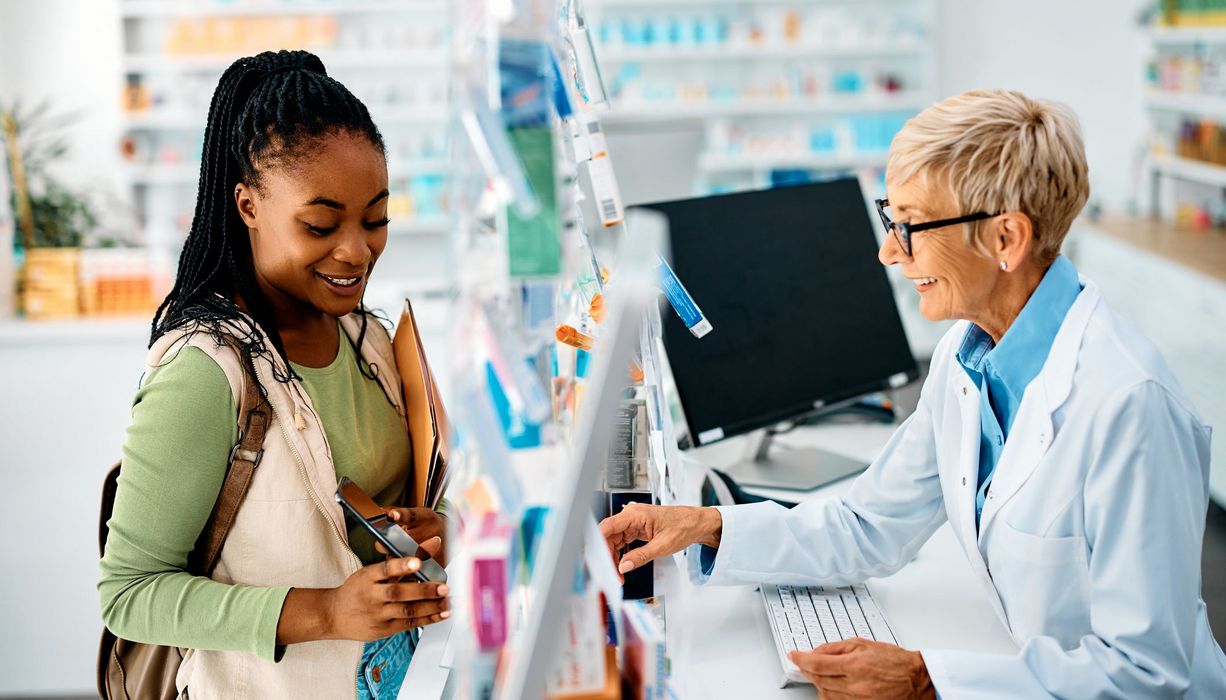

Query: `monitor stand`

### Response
(723, 429, 867, 492)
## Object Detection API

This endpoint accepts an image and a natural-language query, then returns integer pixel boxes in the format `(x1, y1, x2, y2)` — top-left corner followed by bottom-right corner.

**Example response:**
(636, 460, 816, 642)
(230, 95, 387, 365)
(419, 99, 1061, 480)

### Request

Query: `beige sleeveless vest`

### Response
(146, 313, 408, 699)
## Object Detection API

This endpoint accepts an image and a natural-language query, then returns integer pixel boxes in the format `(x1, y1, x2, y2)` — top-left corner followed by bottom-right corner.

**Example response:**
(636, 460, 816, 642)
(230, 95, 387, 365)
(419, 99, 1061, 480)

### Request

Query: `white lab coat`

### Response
(691, 280, 1226, 698)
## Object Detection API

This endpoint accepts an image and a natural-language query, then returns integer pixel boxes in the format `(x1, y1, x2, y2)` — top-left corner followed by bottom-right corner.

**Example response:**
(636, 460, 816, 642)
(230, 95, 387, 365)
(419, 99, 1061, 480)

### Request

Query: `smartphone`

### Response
(335, 477, 448, 583)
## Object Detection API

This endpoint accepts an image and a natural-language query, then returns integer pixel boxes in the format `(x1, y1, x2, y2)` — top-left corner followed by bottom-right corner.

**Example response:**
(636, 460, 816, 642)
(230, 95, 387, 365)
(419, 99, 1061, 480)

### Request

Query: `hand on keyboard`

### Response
(787, 638, 936, 700)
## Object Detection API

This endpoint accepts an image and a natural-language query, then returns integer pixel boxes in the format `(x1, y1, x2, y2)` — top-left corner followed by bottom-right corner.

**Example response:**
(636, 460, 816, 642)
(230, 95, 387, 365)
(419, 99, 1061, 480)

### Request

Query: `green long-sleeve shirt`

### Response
(98, 330, 413, 661)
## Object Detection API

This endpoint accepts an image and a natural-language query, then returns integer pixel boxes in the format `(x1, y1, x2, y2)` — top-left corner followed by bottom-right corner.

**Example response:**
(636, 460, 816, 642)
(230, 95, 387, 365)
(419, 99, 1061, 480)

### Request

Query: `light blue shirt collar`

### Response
(956, 255, 1082, 434)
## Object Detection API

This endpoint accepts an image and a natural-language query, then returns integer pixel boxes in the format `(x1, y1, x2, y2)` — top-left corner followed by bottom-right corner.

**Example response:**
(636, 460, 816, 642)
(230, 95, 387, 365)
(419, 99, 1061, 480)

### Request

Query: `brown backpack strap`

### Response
(188, 343, 270, 576)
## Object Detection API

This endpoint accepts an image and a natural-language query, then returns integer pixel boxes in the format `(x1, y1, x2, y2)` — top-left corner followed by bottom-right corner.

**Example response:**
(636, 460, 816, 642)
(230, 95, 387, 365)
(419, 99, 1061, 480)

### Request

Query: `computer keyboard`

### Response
(760, 582, 897, 686)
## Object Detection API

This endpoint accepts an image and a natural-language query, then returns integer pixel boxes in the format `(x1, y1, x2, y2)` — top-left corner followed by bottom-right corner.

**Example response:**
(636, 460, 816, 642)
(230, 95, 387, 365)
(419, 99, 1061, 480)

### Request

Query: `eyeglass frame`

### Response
(873, 197, 1002, 257)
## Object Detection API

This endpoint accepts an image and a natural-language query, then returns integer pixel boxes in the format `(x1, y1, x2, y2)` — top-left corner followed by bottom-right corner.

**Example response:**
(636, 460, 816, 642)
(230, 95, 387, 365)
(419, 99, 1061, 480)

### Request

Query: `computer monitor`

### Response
(642, 178, 918, 491)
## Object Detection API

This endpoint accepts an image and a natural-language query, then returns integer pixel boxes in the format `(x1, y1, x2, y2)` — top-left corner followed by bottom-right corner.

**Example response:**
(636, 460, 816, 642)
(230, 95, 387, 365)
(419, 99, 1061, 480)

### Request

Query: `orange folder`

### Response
(393, 298, 451, 509)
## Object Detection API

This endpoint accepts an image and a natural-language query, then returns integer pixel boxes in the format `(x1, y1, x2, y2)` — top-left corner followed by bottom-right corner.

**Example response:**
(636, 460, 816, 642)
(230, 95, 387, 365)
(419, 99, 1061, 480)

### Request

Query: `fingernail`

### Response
(437, 585, 449, 596)
(440, 611, 451, 619)
(389, 511, 399, 520)
(618, 560, 634, 574)
(407, 559, 420, 570)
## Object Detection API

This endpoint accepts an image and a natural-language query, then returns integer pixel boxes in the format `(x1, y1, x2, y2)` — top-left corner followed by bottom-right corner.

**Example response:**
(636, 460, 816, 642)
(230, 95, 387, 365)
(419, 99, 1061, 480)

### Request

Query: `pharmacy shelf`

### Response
(125, 162, 200, 185)
(120, 0, 446, 18)
(390, 217, 451, 236)
(599, 41, 926, 64)
(698, 150, 888, 173)
(604, 92, 929, 123)
(1149, 26, 1226, 46)
(1150, 153, 1226, 188)
(122, 48, 447, 73)
(1145, 91, 1226, 122)
(125, 105, 449, 130)
(125, 158, 449, 185)
(388, 158, 451, 177)
(590, 0, 906, 7)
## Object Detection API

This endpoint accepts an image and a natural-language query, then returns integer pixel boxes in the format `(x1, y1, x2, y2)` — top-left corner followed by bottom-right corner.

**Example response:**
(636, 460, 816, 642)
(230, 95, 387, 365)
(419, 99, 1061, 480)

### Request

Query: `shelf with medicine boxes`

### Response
(1150, 26, 1226, 44)
(698, 150, 889, 173)
(602, 92, 931, 122)
(119, 0, 448, 19)
(587, 0, 937, 195)
(588, 0, 915, 8)
(1146, 91, 1226, 122)
(431, 1, 696, 697)
(122, 48, 448, 72)
(117, 1, 455, 275)
(598, 40, 927, 64)
(1143, 5, 1226, 219)
(1151, 153, 1226, 188)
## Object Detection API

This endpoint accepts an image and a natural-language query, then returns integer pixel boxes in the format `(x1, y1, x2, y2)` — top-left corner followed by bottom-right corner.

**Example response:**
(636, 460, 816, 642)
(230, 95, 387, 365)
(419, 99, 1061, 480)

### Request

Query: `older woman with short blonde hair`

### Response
(601, 90, 1226, 698)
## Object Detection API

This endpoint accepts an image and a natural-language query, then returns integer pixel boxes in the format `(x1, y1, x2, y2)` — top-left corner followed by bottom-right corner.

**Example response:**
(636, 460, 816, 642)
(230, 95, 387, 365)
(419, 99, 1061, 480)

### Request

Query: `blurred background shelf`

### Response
(603, 93, 931, 123)
(1149, 25, 1226, 44)
(122, 48, 448, 72)
(698, 150, 889, 173)
(599, 41, 927, 64)
(1145, 91, 1226, 121)
(1150, 153, 1226, 188)
(120, 0, 447, 18)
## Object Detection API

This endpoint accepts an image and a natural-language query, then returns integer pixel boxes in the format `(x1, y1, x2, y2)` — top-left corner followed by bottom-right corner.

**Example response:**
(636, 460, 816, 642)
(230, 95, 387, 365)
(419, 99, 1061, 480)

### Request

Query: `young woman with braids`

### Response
(98, 50, 449, 698)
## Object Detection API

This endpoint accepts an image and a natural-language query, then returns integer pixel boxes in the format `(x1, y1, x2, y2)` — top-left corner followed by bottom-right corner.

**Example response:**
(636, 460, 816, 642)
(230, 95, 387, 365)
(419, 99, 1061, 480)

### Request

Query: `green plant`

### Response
(1, 100, 101, 248)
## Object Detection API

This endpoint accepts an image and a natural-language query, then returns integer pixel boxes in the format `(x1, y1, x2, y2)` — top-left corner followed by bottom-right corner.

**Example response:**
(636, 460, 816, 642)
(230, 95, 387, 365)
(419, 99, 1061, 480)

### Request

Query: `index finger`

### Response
(376, 556, 422, 581)
(598, 506, 647, 547)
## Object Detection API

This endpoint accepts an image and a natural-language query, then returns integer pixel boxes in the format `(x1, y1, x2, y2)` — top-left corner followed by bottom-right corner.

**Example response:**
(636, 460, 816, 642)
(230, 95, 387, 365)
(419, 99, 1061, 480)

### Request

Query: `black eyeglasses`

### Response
(874, 198, 1001, 257)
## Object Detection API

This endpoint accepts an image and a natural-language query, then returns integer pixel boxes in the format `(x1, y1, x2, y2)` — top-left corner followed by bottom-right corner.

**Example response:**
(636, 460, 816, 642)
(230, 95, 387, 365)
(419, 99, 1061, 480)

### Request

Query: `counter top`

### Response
(1087, 215, 1226, 284)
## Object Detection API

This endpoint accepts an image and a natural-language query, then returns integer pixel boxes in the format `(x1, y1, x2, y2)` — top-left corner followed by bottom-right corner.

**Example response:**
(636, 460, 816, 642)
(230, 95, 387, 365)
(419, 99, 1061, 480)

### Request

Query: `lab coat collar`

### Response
(975, 279, 1102, 543)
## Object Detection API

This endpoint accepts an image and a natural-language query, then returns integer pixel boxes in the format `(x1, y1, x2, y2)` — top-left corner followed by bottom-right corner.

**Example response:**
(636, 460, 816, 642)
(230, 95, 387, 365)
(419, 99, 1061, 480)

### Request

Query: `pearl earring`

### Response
(999, 261, 1008, 271)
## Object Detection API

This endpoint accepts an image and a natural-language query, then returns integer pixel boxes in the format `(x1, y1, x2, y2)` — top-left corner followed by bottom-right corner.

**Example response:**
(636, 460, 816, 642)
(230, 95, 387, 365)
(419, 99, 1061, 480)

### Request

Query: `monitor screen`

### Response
(642, 178, 918, 446)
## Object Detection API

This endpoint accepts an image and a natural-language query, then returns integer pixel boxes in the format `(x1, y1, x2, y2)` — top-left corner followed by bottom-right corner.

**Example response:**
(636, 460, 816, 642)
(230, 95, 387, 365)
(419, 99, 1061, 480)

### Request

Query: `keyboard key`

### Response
(813, 599, 843, 642)
(829, 599, 857, 639)
(840, 590, 874, 639)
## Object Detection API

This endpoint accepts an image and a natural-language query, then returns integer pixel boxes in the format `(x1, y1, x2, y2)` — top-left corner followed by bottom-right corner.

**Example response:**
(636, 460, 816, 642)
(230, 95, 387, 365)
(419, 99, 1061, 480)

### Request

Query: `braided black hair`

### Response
(151, 50, 386, 385)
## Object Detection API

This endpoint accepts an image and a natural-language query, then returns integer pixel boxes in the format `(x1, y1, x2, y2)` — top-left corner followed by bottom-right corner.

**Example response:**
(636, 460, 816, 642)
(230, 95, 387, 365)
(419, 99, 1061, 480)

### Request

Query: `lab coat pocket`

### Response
(989, 519, 1090, 647)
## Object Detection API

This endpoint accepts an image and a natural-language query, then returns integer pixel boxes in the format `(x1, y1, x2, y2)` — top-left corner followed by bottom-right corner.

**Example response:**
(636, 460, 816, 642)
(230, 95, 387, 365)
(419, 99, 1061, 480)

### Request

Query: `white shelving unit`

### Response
(1146, 91, 1226, 122)
(586, 0, 938, 192)
(1148, 25, 1226, 45)
(598, 40, 927, 64)
(122, 48, 448, 72)
(698, 150, 888, 174)
(1151, 153, 1226, 188)
(118, 0, 455, 280)
(119, 0, 447, 18)
(1142, 22, 1226, 216)
(603, 92, 931, 122)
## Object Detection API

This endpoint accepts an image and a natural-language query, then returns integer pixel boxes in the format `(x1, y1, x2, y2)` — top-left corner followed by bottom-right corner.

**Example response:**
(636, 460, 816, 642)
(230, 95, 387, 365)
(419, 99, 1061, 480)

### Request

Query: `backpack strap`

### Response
(188, 341, 270, 577)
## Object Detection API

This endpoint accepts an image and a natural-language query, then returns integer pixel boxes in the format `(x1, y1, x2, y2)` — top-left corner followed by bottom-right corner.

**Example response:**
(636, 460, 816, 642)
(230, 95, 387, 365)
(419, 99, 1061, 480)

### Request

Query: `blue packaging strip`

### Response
(656, 256, 713, 338)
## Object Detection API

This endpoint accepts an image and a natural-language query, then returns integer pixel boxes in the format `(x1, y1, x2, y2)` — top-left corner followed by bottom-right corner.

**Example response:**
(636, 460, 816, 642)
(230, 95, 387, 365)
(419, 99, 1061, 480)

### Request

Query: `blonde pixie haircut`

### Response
(886, 89, 1090, 264)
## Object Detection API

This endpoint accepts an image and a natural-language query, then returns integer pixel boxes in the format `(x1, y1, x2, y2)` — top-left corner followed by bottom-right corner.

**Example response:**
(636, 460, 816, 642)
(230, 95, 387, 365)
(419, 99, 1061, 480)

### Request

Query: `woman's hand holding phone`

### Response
(386, 507, 448, 567)
(277, 556, 450, 645)
(324, 556, 450, 640)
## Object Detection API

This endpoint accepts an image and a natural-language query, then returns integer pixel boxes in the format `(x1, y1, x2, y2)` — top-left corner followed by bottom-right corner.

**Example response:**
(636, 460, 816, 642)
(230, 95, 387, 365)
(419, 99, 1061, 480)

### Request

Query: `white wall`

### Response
(934, 0, 1149, 215)
(0, 0, 126, 196)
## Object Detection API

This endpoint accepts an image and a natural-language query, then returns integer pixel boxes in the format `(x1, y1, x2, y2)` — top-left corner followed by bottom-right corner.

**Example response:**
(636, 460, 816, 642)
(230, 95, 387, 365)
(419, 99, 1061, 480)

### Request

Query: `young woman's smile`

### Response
(234, 130, 390, 325)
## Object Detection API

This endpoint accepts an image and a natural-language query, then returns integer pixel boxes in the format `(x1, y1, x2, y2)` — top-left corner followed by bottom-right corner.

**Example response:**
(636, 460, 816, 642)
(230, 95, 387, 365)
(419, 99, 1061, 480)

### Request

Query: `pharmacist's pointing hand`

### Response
(598, 503, 722, 581)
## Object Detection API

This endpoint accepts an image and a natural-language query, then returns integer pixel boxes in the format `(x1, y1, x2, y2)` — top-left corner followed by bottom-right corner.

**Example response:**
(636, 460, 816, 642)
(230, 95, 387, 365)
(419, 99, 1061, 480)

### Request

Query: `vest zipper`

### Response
(253, 358, 369, 697)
